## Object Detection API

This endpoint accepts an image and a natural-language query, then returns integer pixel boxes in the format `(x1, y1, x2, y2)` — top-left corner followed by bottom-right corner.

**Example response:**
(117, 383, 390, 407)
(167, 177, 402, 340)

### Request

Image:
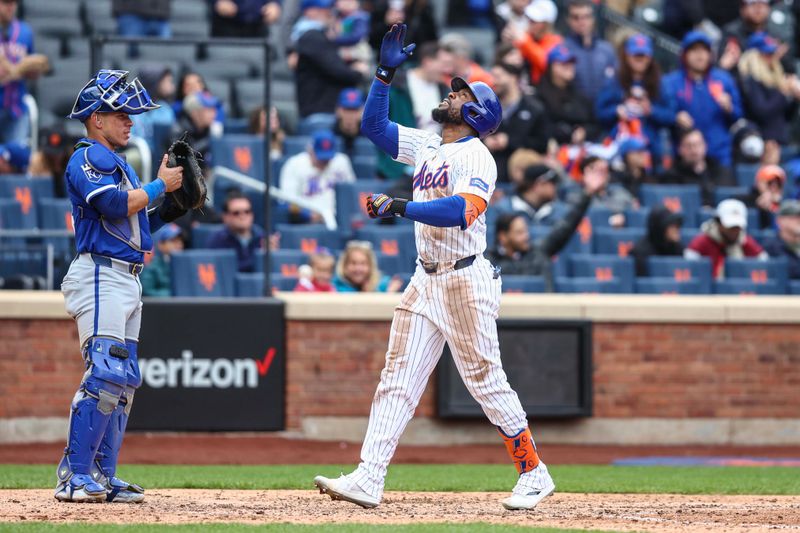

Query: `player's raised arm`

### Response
(360, 24, 416, 158)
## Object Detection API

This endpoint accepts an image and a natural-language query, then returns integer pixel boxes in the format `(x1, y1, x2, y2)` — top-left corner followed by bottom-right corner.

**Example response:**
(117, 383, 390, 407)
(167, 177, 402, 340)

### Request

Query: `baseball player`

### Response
(314, 24, 555, 511)
(54, 70, 183, 503)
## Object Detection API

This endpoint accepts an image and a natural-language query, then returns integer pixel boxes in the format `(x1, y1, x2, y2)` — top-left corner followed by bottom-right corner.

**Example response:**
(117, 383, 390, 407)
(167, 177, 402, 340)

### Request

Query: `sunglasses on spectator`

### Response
(228, 209, 252, 216)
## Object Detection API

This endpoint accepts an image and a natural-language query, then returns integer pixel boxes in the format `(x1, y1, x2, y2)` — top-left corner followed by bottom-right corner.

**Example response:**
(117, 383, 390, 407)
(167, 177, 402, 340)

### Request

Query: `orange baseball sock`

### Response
(499, 427, 540, 474)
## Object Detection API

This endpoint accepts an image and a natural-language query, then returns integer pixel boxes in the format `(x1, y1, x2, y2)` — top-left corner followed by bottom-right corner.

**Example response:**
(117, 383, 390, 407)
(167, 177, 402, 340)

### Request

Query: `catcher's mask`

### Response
(69, 69, 160, 122)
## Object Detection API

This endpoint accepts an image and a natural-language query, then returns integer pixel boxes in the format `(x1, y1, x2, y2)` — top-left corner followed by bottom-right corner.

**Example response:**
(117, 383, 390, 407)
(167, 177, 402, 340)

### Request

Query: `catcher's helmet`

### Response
(68, 69, 159, 122)
(451, 77, 502, 138)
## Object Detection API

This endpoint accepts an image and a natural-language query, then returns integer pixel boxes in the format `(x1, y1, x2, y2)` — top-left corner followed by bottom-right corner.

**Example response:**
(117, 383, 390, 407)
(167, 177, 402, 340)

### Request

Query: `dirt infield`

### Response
(1, 489, 799, 532)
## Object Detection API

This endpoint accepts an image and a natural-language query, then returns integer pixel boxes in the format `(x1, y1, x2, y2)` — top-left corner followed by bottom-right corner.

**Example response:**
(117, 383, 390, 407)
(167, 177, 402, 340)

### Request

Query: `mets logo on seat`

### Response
(197, 263, 217, 292)
(413, 161, 449, 191)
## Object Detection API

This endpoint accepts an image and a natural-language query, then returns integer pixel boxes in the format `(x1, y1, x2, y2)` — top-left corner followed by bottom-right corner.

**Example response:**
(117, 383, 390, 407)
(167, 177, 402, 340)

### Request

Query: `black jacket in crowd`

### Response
(536, 76, 599, 144)
(660, 158, 736, 207)
(295, 29, 364, 118)
(486, 191, 593, 291)
(630, 206, 685, 276)
(112, 0, 170, 19)
(491, 94, 551, 182)
(368, 0, 439, 50)
(738, 75, 798, 145)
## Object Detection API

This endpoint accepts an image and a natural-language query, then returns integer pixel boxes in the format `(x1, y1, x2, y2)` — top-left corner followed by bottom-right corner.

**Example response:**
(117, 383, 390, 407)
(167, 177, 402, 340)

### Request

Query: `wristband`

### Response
(375, 65, 396, 84)
(390, 197, 408, 216)
(142, 178, 166, 203)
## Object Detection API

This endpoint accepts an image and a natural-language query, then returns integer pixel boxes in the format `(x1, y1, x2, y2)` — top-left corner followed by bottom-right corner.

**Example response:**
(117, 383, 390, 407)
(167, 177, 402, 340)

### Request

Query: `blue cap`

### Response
(681, 31, 712, 52)
(747, 32, 779, 54)
(547, 44, 576, 64)
(156, 223, 182, 242)
(618, 137, 649, 158)
(301, 0, 334, 9)
(312, 130, 337, 162)
(338, 88, 365, 110)
(0, 142, 31, 171)
(625, 34, 653, 57)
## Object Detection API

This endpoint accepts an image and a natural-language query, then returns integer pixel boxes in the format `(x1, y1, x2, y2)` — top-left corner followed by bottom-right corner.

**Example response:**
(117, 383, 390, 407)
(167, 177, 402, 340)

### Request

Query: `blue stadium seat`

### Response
(352, 155, 377, 180)
(375, 251, 403, 276)
(277, 223, 343, 253)
(334, 179, 385, 230)
(735, 164, 760, 187)
(0, 178, 38, 230)
(713, 279, 785, 295)
(724, 257, 788, 293)
(270, 274, 300, 292)
(37, 198, 75, 255)
(501, 275, 546, 293)
(790, 280, 800, 295)
(625, 208, 650, 228)
(211, 135, 266, 181)
(394, 272, 414, 291)
(235, 272, 273, 297)
(269, 249, 309, 277)
(170, 249, 238, 297)
(297, 115, 336, 135)
(271, 156, 287, 189)
(356, 225, 417, 271)
(593, 227, 645, 257)
(191, 224, 225, 249)
(530, 217, 592, 257)
(639, 184, 701, 223)
(588, 207, 650, 230)
(635, 278, 708, 294)
(569, 254, 635, 292)
(556, 277, 627, 293)
(0, 246, 49, 278)
(680, 228, 700, 246)
(283, 135, 311, 157)
(352, 137, 377, 158)
(646, 257, 712, 291)
(714, 186, 750, 205)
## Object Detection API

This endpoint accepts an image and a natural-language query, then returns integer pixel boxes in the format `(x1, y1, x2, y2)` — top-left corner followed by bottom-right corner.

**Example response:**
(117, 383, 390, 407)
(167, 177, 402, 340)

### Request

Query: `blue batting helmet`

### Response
(68, 69, 159, 122)
(451, 77, 502, 138)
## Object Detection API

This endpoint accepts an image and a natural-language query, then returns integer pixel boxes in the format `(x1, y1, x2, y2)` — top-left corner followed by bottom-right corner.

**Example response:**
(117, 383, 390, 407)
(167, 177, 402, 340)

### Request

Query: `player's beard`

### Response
(431, 105, 463, 126)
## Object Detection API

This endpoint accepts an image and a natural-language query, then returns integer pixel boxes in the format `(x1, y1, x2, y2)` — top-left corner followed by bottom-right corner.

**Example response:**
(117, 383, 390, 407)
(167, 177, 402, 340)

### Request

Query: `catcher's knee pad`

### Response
(499, 427, 540, 474)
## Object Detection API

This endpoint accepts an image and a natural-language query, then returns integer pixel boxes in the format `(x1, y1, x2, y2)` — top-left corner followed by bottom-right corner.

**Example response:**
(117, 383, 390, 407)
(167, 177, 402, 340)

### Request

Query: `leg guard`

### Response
(499, 427, 540, 475)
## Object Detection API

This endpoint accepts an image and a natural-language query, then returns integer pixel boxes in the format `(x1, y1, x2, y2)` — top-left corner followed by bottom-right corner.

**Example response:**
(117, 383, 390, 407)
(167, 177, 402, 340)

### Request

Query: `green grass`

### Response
(0, 525, 618, 533)
(0, 464, 798, 495)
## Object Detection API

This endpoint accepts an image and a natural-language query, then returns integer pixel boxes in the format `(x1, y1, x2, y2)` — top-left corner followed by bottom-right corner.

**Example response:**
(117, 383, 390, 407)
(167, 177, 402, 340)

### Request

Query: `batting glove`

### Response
(376, 24, 416, 83)
(366, 193, 408, 219)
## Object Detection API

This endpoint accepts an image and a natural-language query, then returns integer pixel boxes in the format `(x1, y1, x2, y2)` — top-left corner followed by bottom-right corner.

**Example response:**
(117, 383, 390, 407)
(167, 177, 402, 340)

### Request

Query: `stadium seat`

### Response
(172, 19, 210, 39)
(23, 0, 82, 20)
(271, 156, 287, 189)
(211, 135, 266, 180)
(269, 249, 309, 277)
(135, 42, 197, 64)
(234, 79, 268, 117)
(270, 274, 299, 292)
(352, 155, 378, 180)
(556, 277, 627, 293)
(714, 186, 750, 205)
(635, 278, 708, 294)
(0, 179, 38, 230)
(171, 250, 238, 297)
(375, 251, 404, 276)
(639, 184, 701, 223)
(790, 280, 800, 295)
(191, 224, 225, 249)
(194, 59, 252, 82)
(735, 164, 760, 187)
(680, 228, 701, 246)
(0, 246, 50, 286)
(297, 114, 337, 135)
(713, 279, 785, 295)
(531, 217, 593, 257)
(624, 208, 650, 228)
(235, 272, 266, 297)
(352, 137, 377, 158)
(277, 224, 343, 253)
(646, 257, 713, 292)
(283, 136, 311, 157)
(38, 198, 75, 255)
(172, 0, 209, 21)
(569, 254, 635, 293)
(356, 225, 417, 271)
(593, 227, 645, 257)
(334, 179, 386, 230)
(724, 257, 788, 293)
(501, 275, 546, 293)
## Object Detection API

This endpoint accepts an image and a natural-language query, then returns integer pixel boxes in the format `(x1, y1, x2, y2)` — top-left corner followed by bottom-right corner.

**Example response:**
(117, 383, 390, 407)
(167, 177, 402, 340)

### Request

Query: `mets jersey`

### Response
(394, 124, 496, 263)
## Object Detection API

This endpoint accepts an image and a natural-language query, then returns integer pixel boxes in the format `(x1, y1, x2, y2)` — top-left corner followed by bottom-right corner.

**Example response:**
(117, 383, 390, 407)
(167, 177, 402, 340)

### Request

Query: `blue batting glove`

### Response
(379, 24, 416, 69)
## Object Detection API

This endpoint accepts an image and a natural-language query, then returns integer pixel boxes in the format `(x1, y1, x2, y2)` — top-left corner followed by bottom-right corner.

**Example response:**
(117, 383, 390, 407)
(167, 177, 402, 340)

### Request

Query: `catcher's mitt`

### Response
(160, 134, 206, 222)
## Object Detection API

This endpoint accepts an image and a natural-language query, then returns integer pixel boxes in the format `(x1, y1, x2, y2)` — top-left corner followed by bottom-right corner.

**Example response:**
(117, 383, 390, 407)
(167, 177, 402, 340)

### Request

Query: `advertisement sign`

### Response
(129, 298, 285, 431)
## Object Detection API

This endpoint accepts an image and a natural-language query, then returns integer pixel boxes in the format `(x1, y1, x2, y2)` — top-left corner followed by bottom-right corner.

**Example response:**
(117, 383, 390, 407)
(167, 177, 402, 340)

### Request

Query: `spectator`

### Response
(612, 137, 656, 198)
(208, 191, 265, 273)
(0, 0, 48, 144)
(447, 0, 498, 29)
(173, 91, 222, 168)
(503, 0, 562, 85)
(113, 0, 171, 37)
(663, 31, 743, 168)
(660, 128, 735, 207)
(173, 71, 225, 124)
(562, 0, 617, 102)
(334, 88, 365, 159)
(295, 250, 337, 291)
(28, 126, 76, 198)
(596, 34, 675, 167)
(131, 66, 176, 155)
(579, 155, 636, 213)
(763, 199, 800, 279)
(494, 164, 560, 225)
(212, 0, 281, 38)
(485, 62, 550, 183)
(331, 0, 371, 65)
(439, 32, 494, 86)
(293, 0, 367, 119)
(248, 105, 286, 159)
(279, 129, 356, 224)
(685, 198, 768, 278)
(631, 206, 684, 276)
(140, 223, 184, 297)
(662, 0, 737, 40)
(333, 241, 403, 292)
(506, 148, 544, 187)
(496, 0, 532, 34)
(719, 0, 795, 75)
(399, 42, 450, 133)
(537, 45, 599, 146)
(0, 140, 29, 174)
(737, 33, 800, 148)
(368, 0, 439, 53)
(738, 164, 786, 230)
(486, 162, 608, 289)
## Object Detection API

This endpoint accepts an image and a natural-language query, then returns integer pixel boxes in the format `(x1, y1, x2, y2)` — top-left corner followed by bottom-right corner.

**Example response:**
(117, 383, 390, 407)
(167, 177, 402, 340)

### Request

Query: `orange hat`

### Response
(756, 164, 786, 184)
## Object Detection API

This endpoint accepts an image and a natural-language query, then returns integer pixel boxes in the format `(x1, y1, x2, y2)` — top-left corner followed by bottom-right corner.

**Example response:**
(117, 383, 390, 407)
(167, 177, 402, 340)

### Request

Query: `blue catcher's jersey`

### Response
(65, 138, 153, 263)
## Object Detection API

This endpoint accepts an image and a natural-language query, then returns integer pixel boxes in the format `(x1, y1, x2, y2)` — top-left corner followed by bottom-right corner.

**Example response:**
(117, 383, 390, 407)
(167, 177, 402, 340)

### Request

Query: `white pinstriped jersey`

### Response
(394, 125, 496, 263)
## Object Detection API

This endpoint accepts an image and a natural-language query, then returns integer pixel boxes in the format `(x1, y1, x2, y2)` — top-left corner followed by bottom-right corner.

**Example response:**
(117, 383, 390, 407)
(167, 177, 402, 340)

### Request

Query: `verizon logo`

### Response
(139, 348, 276, 389)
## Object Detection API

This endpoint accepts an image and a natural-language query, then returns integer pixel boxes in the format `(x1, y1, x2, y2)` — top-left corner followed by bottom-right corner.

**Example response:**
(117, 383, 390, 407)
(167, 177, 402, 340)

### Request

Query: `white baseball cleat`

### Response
(314, 474, 380, 509)
(501, 462, 555, 511)
(54, 474, 107, 503)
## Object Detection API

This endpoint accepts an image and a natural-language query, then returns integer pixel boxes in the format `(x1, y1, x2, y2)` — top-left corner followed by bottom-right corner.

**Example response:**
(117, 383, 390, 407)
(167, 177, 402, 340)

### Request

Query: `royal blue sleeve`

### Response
(404, 195, 468, 230)
(361, 78, 399, 158)
(90, 189, 129, 219)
